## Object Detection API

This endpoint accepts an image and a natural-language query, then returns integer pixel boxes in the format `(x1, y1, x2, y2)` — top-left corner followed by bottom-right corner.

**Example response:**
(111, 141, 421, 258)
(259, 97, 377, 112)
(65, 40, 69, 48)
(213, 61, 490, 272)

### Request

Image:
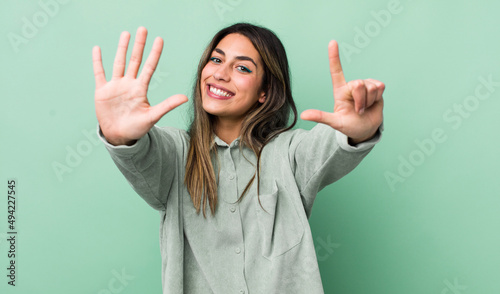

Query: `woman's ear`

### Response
(258, 91, 266, 103)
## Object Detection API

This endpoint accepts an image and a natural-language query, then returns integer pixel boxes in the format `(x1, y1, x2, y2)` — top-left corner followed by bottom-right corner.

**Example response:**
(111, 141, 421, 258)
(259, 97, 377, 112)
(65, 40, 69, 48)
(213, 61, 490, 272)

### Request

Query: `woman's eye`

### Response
(210, 57, 221, 63)
(237, 66, 252, 73)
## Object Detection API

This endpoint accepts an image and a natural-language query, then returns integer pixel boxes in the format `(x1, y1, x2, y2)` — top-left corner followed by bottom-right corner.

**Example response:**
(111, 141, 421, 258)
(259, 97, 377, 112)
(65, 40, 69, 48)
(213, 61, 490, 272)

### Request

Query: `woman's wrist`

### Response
(106, 137, 137, 146)
(348, 130, 377, 146)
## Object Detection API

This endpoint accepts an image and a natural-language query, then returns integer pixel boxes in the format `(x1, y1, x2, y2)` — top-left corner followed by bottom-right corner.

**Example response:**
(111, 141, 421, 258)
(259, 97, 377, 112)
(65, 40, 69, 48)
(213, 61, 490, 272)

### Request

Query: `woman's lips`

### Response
(206, 84, 234, 100)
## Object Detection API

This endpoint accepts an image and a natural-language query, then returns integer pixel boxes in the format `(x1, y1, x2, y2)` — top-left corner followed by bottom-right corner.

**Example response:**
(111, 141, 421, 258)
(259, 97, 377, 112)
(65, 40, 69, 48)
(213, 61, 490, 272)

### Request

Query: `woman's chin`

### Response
(202, 104, 224, 118)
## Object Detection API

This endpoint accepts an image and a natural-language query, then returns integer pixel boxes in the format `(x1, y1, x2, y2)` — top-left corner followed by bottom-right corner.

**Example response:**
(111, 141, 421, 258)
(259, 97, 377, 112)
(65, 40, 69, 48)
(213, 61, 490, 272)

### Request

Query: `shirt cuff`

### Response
(335, 122, 384, 152)
(96, 123, 150, 157)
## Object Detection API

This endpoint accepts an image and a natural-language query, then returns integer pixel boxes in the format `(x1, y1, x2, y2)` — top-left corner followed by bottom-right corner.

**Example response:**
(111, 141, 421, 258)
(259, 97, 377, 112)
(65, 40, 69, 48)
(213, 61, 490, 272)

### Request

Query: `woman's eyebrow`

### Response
(214, 48, 258, 68)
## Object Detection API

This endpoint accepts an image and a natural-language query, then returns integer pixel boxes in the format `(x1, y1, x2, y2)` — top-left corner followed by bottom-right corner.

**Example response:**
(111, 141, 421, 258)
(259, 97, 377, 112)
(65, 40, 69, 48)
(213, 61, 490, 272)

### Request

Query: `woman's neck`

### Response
(214, 117, 243, 145)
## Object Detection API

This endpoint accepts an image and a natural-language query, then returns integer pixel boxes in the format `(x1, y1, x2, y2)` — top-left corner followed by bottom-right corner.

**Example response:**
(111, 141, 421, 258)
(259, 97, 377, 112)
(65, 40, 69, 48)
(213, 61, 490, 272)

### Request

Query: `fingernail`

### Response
(359, 107, 365, 115)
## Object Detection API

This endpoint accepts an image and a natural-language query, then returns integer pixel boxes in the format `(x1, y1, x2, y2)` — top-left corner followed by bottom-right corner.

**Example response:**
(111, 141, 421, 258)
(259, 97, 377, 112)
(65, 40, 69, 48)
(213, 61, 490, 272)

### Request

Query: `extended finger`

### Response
(92, 46, 106, 88)
(138, 36, 164, 86)
(328, 40, 347, 91)
(112, 31, 131, 80)
(366, 78, 385, 102)
(348, 80, 367, 114)
(126, 27, 148, 78)
(300, 109, 343, 131)
(149, 94, 189, 124)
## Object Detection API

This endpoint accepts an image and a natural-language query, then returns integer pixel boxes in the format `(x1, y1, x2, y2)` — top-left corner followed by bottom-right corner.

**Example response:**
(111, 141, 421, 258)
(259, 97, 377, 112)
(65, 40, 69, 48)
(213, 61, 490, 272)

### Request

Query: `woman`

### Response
(93, 23, 384, 293)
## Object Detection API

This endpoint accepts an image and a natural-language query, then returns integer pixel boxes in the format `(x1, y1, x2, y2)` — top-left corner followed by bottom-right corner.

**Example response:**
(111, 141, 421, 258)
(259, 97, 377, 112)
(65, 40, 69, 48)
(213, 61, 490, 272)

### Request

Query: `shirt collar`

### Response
(213, 135, 241, 148)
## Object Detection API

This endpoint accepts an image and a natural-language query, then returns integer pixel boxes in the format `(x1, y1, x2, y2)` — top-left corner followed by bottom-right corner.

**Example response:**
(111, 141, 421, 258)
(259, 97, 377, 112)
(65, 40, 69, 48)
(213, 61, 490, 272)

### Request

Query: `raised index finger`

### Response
(328, 40, 346, 91)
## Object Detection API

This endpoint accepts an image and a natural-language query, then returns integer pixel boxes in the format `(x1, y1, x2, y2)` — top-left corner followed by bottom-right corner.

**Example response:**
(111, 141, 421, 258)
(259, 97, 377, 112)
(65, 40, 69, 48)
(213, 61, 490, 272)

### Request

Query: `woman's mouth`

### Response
(206, 84, 235, 100)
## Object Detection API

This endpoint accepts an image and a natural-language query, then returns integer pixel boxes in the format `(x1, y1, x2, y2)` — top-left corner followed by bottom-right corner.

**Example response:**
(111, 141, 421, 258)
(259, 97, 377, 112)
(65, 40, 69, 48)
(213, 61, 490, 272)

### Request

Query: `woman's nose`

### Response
(213, 64, 230, 81)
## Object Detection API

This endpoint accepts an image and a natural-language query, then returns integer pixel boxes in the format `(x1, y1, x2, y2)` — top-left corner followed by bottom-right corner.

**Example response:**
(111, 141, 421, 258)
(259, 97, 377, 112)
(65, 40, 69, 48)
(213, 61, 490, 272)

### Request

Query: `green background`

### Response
(1, 0, 499, 293)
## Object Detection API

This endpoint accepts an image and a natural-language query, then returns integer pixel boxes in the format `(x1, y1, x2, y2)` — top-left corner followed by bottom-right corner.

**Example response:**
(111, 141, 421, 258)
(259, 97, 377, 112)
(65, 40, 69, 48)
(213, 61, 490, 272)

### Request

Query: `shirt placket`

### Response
(219, 141, 249, 294)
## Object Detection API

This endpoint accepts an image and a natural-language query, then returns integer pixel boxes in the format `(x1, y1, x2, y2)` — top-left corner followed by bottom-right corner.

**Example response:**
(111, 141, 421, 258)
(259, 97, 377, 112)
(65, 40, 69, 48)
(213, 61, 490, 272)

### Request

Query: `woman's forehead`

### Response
(214, 33, 262, 65)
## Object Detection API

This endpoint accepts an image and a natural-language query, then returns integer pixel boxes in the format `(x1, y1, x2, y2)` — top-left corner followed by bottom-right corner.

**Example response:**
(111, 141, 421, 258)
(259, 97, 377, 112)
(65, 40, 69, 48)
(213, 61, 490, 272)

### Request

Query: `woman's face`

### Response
(200, 33, 266, 123)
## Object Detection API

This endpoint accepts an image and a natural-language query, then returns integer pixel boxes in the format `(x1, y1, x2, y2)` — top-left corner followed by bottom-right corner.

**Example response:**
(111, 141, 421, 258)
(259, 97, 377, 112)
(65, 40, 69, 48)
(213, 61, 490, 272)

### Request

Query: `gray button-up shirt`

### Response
(97, 122, 381, 294)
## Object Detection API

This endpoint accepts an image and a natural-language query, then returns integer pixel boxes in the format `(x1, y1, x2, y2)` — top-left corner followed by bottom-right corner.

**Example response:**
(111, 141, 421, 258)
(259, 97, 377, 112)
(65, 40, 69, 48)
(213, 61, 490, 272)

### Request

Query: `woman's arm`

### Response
(290, 40, 384, 215)
(97, 124, 186, 211)
(289, 122, 382, 217)
(92, 27, 188, 210)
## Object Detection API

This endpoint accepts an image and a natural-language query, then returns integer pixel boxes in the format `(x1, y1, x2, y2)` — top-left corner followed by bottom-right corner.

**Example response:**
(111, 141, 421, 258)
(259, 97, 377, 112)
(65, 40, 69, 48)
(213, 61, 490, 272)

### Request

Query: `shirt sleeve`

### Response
(96, 123, 184, 211)
(289, 122, 383, 215)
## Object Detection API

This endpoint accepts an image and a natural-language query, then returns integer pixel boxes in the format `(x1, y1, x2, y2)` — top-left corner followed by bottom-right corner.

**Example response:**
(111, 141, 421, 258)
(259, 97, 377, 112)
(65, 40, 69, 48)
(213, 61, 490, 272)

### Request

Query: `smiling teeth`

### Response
(210, 86, 232, 97)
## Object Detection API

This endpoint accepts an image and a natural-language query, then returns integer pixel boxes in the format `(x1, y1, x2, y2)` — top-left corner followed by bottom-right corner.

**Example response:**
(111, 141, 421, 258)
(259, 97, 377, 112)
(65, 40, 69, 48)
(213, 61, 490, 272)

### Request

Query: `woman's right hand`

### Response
(92, 27, 188, 146)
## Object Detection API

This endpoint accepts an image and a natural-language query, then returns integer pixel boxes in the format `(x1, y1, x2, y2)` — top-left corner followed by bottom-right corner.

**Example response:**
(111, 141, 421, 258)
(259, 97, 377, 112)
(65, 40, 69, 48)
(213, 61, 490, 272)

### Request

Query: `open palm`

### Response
(93, 27, 188, 146)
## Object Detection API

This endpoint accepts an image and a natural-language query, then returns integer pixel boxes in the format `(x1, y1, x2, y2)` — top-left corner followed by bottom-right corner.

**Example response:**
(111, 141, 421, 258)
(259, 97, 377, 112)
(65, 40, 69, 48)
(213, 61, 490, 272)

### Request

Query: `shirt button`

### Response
(239, 290, 245, 294)
(235, 247, 241, 254)
(229, 174, 235, 180)
(234, 141, 239, 146)
(230, 206, 236, 213)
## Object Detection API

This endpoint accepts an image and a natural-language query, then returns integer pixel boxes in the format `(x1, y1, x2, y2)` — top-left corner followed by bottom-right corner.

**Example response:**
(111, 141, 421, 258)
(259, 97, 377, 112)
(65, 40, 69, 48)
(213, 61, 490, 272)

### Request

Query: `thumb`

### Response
(149, 94, 189, 123)
(300, 109, 344, 131)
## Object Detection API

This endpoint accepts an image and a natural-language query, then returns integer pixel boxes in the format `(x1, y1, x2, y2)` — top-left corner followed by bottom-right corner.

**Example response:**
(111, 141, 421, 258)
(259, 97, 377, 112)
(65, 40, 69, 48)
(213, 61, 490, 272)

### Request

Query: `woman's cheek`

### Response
(201, 64, 214, 79)
(237, 76, 257, 92)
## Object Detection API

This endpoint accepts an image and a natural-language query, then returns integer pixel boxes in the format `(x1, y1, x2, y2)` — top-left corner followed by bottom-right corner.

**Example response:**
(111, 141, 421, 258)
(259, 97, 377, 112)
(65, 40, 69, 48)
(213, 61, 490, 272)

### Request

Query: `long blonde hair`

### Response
(184, 23, 297, 217)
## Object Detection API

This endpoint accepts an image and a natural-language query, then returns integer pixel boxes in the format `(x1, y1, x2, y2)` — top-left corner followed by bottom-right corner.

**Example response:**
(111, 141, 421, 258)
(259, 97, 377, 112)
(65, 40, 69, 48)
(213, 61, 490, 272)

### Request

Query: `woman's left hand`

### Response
(300, 40, 384, 145)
